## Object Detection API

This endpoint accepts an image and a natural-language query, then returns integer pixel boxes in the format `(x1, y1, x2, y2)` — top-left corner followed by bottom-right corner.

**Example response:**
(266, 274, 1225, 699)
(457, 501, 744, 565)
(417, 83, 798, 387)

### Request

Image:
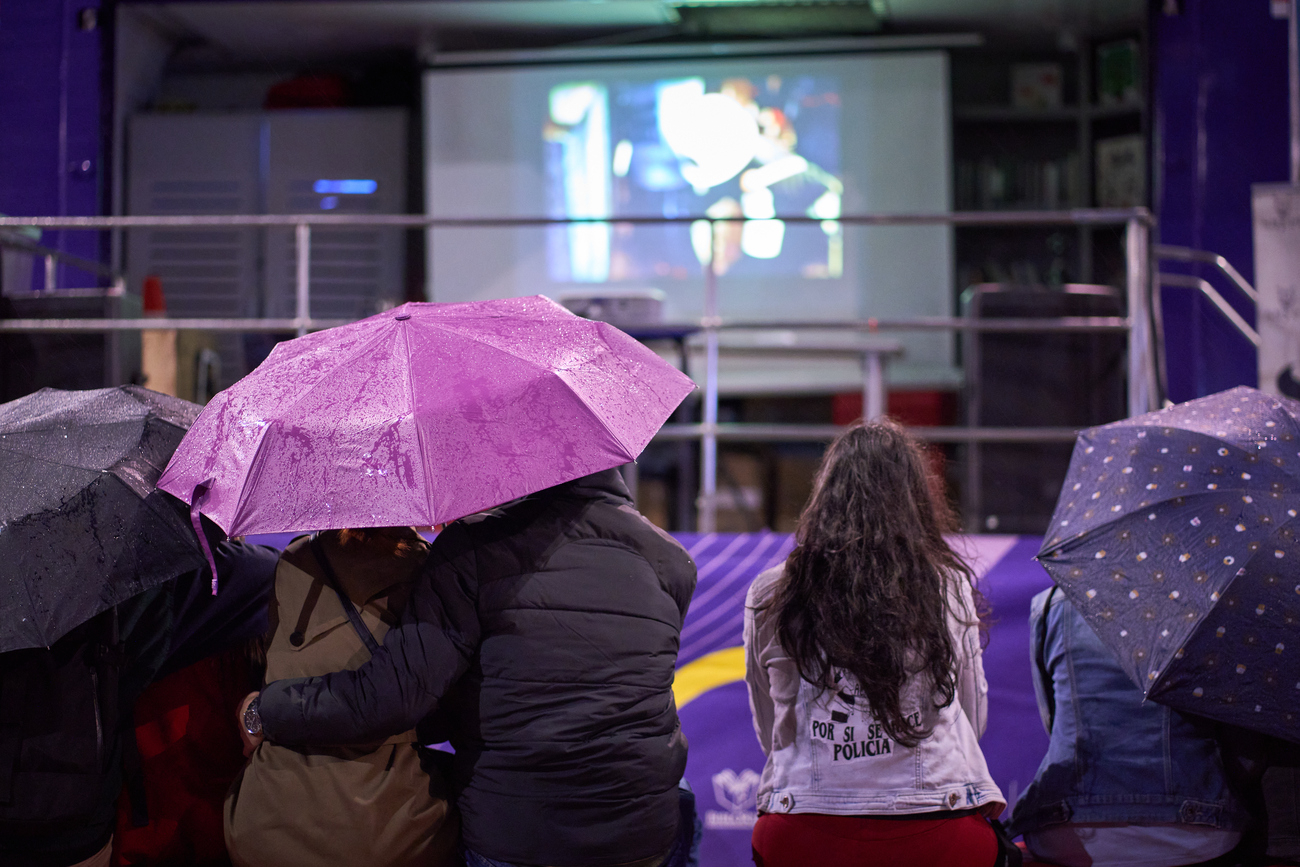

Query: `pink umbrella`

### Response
(158, 295, 695, 537)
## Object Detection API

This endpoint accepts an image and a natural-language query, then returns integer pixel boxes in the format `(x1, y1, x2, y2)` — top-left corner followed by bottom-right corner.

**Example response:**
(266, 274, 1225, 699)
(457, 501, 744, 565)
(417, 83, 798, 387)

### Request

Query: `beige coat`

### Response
(225, 531, 457, 867)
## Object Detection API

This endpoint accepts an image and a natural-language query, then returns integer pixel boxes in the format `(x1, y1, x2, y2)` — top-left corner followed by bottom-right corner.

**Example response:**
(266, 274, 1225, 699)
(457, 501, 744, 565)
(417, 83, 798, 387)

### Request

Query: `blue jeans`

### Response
(463, 778, 702, 867)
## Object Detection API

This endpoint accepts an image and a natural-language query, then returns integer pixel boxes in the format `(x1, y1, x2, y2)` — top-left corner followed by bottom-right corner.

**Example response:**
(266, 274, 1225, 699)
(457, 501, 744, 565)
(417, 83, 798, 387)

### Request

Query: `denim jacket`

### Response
(744, 566, 1005, 817)
(1008, 587, 1249, 836)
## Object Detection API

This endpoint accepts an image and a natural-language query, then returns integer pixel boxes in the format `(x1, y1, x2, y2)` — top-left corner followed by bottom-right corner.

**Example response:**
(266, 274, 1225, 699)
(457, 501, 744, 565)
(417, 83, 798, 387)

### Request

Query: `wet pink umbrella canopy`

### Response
(158, 296, 696, 535)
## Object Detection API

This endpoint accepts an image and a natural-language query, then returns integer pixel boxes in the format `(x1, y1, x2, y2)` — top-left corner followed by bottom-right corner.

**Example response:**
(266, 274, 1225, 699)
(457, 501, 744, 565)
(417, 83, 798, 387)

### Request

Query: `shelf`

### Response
(954, 103, 1143, 123)
(1088, 102, 1144, 119)
(954, 106, 1079, 122)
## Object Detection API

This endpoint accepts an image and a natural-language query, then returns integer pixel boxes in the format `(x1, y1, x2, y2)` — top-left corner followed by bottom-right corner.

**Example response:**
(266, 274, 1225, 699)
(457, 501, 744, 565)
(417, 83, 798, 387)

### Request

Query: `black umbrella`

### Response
(0, 385, 206, 652)
(1039, 386, 1300, 743)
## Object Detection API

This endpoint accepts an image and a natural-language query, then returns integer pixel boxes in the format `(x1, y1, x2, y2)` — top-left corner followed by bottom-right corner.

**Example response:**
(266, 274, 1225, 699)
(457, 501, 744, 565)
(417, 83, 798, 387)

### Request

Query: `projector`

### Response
(557, 289, 664, 327)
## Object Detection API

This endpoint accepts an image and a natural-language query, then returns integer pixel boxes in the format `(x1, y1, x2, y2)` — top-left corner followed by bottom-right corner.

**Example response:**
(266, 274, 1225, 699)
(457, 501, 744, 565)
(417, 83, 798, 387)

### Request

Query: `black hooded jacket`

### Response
(259, 469, 696, 866)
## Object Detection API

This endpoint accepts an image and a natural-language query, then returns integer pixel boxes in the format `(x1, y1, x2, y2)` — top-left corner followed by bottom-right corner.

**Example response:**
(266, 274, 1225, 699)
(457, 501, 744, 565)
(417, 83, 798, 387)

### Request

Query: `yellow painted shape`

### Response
(674, 645, 746, 709)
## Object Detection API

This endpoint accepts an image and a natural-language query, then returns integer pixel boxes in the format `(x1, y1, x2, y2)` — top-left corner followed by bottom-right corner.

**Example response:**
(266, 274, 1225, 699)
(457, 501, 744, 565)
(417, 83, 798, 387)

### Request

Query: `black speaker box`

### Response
(965, 285, 1126, 533)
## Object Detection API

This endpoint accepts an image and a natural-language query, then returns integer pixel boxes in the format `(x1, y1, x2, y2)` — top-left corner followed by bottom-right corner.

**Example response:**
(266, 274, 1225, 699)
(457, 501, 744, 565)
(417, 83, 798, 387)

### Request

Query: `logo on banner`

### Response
(706, 768, 760, 830)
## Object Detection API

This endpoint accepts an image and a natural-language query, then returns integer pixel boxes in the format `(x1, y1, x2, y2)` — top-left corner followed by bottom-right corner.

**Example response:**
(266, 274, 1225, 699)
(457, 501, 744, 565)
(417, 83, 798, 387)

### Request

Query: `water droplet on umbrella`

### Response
(1194, 687, 1204, 697)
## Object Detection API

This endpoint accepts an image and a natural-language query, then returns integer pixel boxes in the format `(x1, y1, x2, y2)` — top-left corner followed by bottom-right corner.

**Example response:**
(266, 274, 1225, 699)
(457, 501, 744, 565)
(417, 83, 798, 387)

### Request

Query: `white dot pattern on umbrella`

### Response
(1037, 386, 1300, 743)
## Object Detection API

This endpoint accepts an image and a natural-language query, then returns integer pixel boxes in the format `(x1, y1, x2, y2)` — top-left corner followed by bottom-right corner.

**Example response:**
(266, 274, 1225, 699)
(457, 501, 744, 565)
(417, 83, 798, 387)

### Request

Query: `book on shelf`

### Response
(1010, 62, 1064, 109)
(1094, 134, 1145, 207)
(1096, 39, 1141, 107)
(955, 153, 1081, 210)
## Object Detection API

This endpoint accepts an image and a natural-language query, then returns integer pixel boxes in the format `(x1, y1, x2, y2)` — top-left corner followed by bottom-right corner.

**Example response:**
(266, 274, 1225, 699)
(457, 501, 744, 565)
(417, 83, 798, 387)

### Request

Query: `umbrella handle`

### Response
(188, 480, 220, 594)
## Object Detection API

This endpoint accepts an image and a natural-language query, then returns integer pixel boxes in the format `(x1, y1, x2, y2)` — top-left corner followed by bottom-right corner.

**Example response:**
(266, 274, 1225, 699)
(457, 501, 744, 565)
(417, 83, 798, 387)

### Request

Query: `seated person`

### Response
(1008, 586, 1250, 867)
(225, 528, 457, 867)
(0, 535, 279, 867)
(244, 469, 697, 867)
(745, 421, 1007, 867)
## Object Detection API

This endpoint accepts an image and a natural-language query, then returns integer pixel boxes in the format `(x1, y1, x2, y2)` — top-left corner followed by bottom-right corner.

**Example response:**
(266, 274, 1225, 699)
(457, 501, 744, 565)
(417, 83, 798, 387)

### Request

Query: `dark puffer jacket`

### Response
(259, 469, 696, 866)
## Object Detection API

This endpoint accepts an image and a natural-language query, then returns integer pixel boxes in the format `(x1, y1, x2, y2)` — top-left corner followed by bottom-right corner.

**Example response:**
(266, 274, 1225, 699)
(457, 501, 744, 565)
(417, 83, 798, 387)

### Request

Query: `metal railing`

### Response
(1155, 245, 1259, 342)
(0, 229, 125, 297)
(0, 208, 1157, 531)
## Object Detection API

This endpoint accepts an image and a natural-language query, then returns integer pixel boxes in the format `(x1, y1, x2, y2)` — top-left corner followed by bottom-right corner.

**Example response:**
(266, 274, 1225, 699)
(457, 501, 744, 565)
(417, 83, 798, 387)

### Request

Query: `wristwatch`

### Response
(243, 695, 263, 736)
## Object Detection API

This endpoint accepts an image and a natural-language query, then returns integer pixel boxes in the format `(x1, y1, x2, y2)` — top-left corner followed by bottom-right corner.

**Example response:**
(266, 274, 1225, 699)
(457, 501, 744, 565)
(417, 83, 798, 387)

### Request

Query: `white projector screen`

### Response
(423, 51, 954, 390)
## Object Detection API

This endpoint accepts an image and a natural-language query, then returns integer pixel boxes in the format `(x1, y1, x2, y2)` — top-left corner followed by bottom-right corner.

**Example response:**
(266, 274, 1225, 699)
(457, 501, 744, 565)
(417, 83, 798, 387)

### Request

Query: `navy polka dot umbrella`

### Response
(1038, 386, 1300, 743)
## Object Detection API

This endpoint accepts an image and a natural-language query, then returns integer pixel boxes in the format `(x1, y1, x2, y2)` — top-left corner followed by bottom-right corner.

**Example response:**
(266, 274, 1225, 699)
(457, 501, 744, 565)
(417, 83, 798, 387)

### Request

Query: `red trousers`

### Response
(752, 811, 1000, 867)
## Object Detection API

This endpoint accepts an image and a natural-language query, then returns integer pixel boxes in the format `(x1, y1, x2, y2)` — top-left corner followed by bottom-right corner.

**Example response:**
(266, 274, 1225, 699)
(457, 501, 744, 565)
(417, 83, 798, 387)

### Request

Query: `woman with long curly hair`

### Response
(744, 419, 1006, 866)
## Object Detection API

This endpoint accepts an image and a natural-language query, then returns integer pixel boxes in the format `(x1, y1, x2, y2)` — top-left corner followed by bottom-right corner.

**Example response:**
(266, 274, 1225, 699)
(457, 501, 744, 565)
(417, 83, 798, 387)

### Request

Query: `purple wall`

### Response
(0, 0, 104, 289)
(1154, 0, 1292, 401)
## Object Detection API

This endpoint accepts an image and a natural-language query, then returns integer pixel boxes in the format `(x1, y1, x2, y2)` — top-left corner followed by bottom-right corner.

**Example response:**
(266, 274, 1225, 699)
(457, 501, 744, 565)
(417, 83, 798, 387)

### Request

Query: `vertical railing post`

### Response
(44, 255, 56, 293)
(295, 222, 311, 337)
(699, 219, 720, 534)
(1290, 0, 1298, 184)
(1126, 215, 1155, 417)
(862, 350, 885, 420)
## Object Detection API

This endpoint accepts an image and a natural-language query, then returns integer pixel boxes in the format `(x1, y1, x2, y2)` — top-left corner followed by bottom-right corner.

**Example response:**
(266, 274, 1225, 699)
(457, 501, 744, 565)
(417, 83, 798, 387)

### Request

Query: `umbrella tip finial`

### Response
(395, 313, 411, 321)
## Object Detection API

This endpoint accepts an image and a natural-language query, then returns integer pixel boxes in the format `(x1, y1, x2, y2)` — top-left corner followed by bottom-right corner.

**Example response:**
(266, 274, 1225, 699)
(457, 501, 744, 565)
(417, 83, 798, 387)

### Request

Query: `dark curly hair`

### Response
(772, 418, 981, 748)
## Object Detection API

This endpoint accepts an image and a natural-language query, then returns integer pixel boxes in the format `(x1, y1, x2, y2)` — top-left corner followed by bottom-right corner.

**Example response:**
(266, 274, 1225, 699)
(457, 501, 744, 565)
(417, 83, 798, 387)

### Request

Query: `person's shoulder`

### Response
(747, 564, 785, 608)
(274, 533, 315, 571)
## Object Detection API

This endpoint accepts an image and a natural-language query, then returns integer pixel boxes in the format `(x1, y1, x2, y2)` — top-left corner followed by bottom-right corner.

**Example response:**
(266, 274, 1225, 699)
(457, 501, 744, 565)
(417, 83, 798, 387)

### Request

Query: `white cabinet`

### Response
(127, 109, 407, 377)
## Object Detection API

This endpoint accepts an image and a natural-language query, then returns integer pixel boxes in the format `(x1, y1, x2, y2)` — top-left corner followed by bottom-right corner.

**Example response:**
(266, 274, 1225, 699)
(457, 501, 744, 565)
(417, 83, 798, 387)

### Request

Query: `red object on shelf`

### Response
(264, 75, 348, 109)
(831, 390, 957, 427)
(142, 275, 166, 317)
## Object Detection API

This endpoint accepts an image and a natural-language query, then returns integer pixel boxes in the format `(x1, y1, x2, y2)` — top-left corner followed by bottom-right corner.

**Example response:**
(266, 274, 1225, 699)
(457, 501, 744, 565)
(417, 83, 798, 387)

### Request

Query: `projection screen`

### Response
(423, 51, 953, 390)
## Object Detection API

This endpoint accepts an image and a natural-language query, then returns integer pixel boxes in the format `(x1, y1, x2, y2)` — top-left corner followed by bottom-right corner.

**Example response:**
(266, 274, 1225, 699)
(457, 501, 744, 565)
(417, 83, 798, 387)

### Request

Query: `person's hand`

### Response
(237, 691, 264, 757)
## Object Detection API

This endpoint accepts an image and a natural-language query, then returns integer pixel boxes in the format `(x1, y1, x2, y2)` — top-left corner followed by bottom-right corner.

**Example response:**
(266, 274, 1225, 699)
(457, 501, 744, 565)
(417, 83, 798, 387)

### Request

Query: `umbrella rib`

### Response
(0, 447, 113, 474)
(553, 331, 639, 457)
(261, 321, 394, 420)
(1149, 511, 1300, 697)
(1040, 487, 1267, 555)
(398, 321, 435, 525)
(0, 419, 148, 471)
(431, 319, 640, 455)
(224, 322, 409, 532)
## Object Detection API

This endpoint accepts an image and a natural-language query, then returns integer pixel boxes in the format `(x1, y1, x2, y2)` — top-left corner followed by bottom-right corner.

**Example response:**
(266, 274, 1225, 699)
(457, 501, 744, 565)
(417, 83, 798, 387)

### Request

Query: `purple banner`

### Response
(246, 530, 1054, 865)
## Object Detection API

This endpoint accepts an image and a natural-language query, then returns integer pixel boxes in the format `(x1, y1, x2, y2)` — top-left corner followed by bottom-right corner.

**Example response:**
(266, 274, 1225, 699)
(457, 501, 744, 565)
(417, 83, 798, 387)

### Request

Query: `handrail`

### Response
(1155, 244, 1257, 304)
(1157, 273, 1261, 347)
(0, 231, 126, 295)
(0, 207, 1156, 532)
(656, 423, 1081, 443)
(0, 315, 1132, 334)
(0, 209, 1154, 230)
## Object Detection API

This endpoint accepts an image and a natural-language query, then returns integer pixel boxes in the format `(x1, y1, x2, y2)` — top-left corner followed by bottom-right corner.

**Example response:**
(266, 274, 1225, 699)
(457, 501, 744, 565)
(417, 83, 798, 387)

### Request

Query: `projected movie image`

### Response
(544, 75, 842, 284)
